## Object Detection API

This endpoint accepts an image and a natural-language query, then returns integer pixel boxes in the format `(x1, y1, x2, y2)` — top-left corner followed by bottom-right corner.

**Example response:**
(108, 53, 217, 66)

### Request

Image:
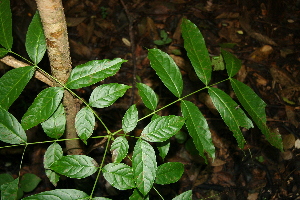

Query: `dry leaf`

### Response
(282, 133, 295, 150)
(249, 45, 273, 63)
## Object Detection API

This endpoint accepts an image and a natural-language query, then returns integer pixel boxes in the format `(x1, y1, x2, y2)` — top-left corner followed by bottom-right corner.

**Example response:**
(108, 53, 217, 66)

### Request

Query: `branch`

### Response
(35, 0, 84, 155)
(0, 55, 53, 86)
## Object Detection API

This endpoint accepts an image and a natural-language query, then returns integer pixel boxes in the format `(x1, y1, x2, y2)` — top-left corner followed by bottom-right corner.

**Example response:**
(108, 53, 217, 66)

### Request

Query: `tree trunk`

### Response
(35, 0, 84, 155)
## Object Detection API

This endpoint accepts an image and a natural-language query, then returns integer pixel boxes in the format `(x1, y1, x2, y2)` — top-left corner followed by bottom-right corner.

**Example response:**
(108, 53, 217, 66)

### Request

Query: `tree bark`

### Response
(35, 0, 84, 155)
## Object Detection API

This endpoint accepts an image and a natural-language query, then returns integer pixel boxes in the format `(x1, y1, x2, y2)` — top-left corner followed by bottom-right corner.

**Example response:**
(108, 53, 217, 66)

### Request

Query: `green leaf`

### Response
(181, 18, 212, 85)
(155, 162, 184, 185)
(92, 198, 112, 200)
(0, 174, 14, 186)
(172, 190, 192, 200)
(44, 143, 62, 187)
(122, 104, 138, 133)
(20, 173, 41, 193)
(181, 100, 215, 162)
(141, 115, 185, 142)
(230, 79, 283, 150)
(148, 48, 183, 97)
(44, 143, 63, 169)
(1, 178, 18, 200)
(89, 83, 131, 108)
(156, 139, 170, 160)
(221, 49, 241, 77)
(75, 107, 95, 144)
(208, 87, 254, 148)
(45, 170, 60, 187)
(50, 155, 98, 179)
(0, 0, 13, 50)
(136, 83, 158, 110)
(0, 66, 35, 110)
(66, 58, 126, 89)
(0, 48, 9, 57)
(153, 40, 165, 46)
(110, 136, 129, 163)
(21, 87, 64, 130)
(41, 103, 65, 139)
(132, 139, 157, 196)
(103, 163, 135, 190)
(129, 189, 149, 200)
(22, 189, 89, 200)
(25, 11, 46, 65)
(0, 106, 27, 144)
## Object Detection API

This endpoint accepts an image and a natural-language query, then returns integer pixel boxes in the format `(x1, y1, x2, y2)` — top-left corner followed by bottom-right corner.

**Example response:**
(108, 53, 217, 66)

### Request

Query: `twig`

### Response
(0, 55, 54, 86)
(120, 0, 137, 106)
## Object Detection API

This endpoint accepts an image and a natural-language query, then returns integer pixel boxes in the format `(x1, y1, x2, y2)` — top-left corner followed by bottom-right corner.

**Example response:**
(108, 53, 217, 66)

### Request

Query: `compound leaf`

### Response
(0, 66, 35, 110)
(122, 104, 138, 133)
(155, 162, 184, 185)
(0, 0, 13, 50)
(75, 107, 95, 144)
(132, 139, 157, 196)
(181, 18, 211, 85)
(136, 83, 158, 110)
(0, 106, 27, 144)
(1, 178, 19, 200)
(89, 83, 131, 108)
(103, 163, 135, 190)
(148, 48, 183, 97)
(41, 103, 65, 139)
(230, 79, 283, 150)
(21, 87, 64, 130)
(50, 155, 98, 179)
(208, 87, 254, 148)
(181, 100, 215, 162)
(111, 136, 129, 163)
(22, 189, 89, 200)
(66, 58, 126, 89)
(221, 49, 241, 78)
(172, 190, 192, 200)
(141, 115, 185, 142)
(26, 11, 46, 65)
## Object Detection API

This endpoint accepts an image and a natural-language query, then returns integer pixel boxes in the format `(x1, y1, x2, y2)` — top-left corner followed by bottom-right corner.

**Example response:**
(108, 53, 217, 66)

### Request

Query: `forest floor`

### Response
(1, 0, 300, 199)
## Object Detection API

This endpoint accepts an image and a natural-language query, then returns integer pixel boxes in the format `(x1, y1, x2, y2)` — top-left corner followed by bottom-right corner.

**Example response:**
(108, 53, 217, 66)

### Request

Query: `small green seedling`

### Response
(154, 29, 172, 45)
